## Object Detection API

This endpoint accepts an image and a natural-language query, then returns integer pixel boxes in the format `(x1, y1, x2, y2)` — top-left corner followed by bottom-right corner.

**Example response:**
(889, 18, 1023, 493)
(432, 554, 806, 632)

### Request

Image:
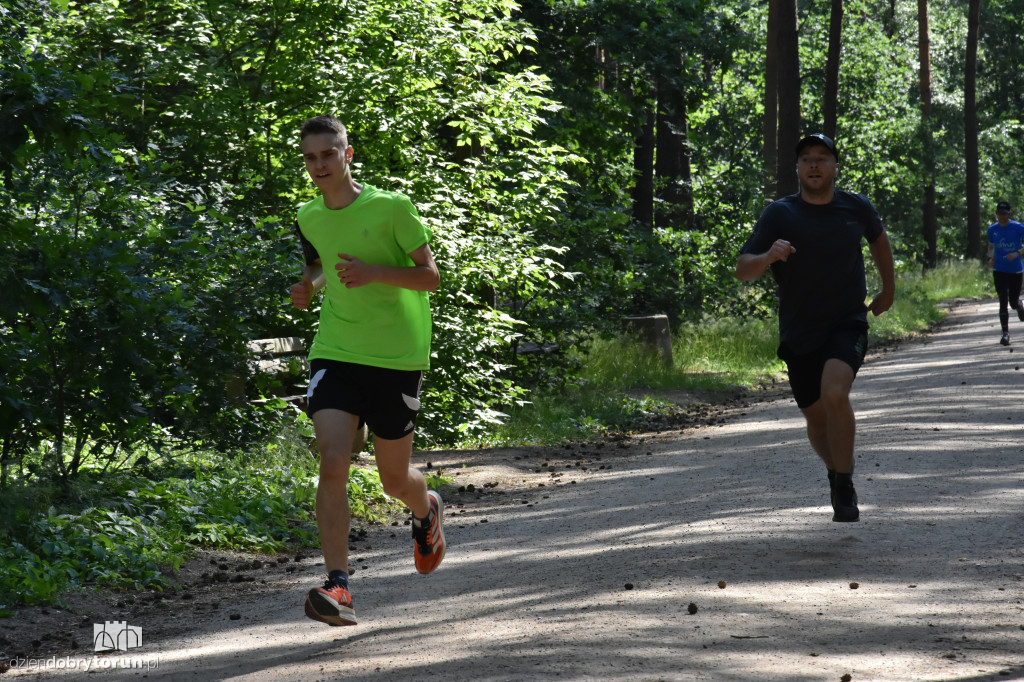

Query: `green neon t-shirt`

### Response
(296, 185, 433, 370)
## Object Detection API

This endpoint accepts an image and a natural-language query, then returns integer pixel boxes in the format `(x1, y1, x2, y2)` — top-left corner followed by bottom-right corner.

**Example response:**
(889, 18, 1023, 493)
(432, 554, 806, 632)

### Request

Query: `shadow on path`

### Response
(16, 302, 1024, 682)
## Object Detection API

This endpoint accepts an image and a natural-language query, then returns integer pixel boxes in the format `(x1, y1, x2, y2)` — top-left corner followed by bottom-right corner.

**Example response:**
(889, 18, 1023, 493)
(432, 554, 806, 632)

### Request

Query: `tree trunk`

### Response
(776, 0, 801, 198)
(655, 79, 693, 229)
(965, 0, 982, 260)
(632, 106, 656, 227)
(885, 0, 898, 39)
(918, 0, 938, 268)
(823, 0, 843, 139)
(763, 0, 780, 199)
(1, 439, 9, 489)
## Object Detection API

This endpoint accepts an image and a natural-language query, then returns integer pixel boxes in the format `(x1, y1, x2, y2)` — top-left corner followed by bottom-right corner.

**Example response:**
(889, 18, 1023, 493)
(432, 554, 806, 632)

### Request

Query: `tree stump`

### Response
(622, 314, 673, 365)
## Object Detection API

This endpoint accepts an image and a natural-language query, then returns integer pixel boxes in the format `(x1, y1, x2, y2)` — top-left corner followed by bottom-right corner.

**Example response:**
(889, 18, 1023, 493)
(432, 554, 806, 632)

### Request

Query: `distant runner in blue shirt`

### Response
(986, 200, 1024, 346)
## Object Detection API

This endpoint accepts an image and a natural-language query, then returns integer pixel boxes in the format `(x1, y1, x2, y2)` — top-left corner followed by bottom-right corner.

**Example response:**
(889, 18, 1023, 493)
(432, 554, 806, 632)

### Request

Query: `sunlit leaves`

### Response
(1, 0, 581, 458)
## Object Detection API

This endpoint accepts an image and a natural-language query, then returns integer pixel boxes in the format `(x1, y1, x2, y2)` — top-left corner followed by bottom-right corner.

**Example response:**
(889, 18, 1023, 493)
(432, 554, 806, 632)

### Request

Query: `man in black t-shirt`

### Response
(736, 134, 895, 522)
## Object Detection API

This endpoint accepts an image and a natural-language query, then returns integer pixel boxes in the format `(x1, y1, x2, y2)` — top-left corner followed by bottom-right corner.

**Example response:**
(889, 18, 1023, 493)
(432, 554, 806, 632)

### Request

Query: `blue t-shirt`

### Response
(987, 221, 1024, 274)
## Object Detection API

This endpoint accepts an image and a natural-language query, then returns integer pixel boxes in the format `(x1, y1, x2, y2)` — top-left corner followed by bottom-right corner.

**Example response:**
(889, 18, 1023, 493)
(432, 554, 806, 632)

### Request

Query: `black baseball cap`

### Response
(997, 201, 1011, 213)
(795, 133, 839, 162)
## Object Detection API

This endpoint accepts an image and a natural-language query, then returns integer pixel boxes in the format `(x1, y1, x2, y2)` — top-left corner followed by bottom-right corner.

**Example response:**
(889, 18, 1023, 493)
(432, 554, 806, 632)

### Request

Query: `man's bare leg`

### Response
(373, 431, 429, 517)
(313, 409, 359, 574)
(800, 359, 859, 521)
(304, 409, 359, 626)
(374, 431, 445, 573)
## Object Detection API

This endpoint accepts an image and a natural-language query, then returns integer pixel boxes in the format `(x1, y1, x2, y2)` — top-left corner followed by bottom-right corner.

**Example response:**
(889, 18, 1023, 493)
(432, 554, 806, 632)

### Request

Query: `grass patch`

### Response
(478, 317, 786, 447)
(868, 260, 990, 341)
(481, 260, 989, 446)
(918, 259, 992, 301)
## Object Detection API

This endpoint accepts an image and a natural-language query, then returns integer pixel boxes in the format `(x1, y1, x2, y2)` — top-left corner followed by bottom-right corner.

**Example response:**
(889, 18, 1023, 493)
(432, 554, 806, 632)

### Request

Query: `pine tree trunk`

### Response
(655, 79, 693, 229)
(764, 0, 780, 199)
(918, 0, 938, 268)
(823, 0, 843, 139)
(965, 0, 982, 260)
(632, 106, 656, 227)
(776, 0, 801, 198)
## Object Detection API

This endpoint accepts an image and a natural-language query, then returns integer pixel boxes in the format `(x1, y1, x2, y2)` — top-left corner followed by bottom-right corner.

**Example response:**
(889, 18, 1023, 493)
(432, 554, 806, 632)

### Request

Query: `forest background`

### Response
(0, 0, 1016, 603)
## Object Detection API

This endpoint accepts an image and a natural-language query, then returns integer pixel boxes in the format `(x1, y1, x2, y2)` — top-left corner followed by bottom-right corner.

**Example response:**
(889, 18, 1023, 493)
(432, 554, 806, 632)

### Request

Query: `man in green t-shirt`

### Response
(290, 115, 444, 627)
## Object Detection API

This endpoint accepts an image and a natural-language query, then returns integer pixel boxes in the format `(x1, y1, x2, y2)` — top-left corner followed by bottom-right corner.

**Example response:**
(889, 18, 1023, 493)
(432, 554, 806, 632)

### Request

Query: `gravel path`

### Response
(6, 300, 1024, 682)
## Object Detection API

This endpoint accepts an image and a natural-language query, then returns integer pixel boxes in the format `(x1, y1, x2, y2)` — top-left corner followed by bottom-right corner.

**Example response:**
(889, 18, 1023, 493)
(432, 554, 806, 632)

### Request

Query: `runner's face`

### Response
(796, 145, 838, 193)
(301, 132, 352, 191)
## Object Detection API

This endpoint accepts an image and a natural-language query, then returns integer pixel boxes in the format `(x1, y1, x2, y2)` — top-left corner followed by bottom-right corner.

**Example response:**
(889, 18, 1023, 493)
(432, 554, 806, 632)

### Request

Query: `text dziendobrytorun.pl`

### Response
(7, 655, 160, 672)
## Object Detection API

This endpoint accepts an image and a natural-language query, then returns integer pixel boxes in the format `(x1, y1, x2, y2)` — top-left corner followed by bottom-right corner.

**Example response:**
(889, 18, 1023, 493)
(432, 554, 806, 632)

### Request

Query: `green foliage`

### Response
(479, 316, 783, 446)
(2, 0, 1017, 584)
(425, 469, 455, 490)
(868, 259, 990, 340)
(1, 0, 579, 468)
(483, 264, 977, 446)
(517, 0, 748, 338)
(581, 320, 779, 391)
(918, 259, 992, 301)
(0, 487, 185, 604)
(1, 0, 297, 476)
(347, 465, 400, 524)
(0, 434, 407, 605)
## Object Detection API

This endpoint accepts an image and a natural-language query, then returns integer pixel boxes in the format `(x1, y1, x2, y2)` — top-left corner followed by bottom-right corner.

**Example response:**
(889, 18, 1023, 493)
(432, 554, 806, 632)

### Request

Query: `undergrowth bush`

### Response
(0, 434, 403, 608)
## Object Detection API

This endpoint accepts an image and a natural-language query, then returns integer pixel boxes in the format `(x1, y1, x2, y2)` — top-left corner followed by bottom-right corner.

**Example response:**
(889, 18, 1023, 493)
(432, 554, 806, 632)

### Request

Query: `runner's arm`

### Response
(735, 240, 796, 281)
(291, 261, 326, 310)
(867, 231, 896, 316)
(335, 243, 439, 292)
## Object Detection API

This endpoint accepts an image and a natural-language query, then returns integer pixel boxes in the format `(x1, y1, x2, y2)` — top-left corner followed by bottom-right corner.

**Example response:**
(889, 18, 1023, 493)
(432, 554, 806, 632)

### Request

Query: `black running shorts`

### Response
(306, 359, 423, 440)
(778, 325, 868, 409)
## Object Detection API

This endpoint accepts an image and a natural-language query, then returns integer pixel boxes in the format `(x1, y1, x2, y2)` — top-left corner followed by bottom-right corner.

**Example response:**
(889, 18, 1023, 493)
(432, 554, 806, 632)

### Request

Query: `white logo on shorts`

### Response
(402, 393, 421, 411)
(308, 369, 327, 400)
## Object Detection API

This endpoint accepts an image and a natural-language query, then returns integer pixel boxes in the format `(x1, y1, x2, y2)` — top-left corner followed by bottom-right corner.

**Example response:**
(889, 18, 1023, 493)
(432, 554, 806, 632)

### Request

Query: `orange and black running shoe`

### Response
(305, 579, 357, 626)
(413, 490, 446, 574)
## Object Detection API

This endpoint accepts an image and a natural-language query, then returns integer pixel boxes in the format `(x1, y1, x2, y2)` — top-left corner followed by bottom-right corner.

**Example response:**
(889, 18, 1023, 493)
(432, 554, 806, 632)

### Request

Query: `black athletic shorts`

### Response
(306, 359, 423, 440)
(777, 325, 869, 409)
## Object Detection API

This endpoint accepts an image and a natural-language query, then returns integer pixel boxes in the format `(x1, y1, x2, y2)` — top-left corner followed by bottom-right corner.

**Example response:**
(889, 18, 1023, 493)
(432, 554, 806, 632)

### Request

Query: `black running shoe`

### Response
(832, 479, 859, 522)
(1017, 301, 1024, 322)
(1001, 332, 1011, 346)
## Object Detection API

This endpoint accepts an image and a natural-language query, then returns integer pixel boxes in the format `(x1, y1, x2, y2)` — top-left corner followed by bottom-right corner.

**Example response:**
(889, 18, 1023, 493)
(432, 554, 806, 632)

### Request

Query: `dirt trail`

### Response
(3, 300, 1024, 682)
